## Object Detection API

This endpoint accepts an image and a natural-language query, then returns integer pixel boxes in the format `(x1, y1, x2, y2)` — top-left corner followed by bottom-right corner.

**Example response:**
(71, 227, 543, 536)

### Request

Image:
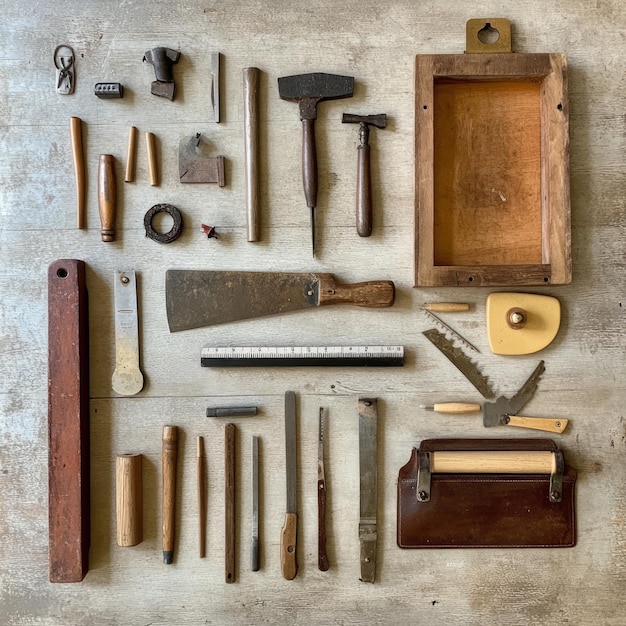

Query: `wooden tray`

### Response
(414, 19, 571, 287)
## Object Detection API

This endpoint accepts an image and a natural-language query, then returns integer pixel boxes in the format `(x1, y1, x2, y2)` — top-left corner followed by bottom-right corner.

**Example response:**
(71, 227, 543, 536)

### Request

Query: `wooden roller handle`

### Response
(69, 117, 85, 229)
(356, 144, 372, 237)
(506, 415, 569, 433)
(317, 273, 395, 308)
(116, 454, 142, 547)
(431, 450, 557, 474)
(243, 67, 260, 242)
(280, 512, 297, 580)
(423, 302, 470, 312)
(98, 154, 116, 242)
(146, 132, 158, 186)
(162, 425, 178, 564)
(302, 118, 317, 209)
(432, 402, 482, 414)
(225, 423, 236, 583)
(125, 126, 138, 183)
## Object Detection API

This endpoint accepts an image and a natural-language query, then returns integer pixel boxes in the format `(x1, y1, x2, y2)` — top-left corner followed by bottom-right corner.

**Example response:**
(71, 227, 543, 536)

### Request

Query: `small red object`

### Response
(200, 224, 218, 239)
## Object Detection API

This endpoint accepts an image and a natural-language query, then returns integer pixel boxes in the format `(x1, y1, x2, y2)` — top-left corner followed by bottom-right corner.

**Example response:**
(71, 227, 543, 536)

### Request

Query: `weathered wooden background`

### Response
(1, 1, 625, 624)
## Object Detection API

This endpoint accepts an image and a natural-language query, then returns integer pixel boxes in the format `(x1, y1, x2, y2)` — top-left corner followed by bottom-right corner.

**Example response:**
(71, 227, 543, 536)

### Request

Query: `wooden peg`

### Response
(116, 454, 143, 547)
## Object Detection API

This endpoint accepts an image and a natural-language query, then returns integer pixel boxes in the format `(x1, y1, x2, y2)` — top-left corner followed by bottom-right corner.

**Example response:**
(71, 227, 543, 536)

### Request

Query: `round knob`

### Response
(506, 307, 527, 329)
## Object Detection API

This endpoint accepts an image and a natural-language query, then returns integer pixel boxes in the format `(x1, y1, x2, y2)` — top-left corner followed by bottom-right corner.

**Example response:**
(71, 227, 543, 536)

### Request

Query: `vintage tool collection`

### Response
(49, 19, 577, 585)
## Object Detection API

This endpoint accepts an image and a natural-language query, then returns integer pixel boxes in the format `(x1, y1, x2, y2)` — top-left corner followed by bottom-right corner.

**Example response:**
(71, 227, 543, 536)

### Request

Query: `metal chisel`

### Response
(280, 391, 298, 580)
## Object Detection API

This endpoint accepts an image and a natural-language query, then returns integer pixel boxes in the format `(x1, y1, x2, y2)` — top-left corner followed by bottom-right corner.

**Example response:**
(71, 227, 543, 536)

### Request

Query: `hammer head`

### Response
(342, 113, 387, 129)
(278, 73, 354, 119)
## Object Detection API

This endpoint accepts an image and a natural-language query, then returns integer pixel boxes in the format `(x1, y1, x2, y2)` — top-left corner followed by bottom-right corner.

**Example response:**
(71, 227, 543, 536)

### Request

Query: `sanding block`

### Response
(486, 292, 561, 355)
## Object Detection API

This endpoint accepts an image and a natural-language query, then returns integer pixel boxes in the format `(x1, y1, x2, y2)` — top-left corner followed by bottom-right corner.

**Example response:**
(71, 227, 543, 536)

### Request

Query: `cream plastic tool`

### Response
(487, 292, 561, 355)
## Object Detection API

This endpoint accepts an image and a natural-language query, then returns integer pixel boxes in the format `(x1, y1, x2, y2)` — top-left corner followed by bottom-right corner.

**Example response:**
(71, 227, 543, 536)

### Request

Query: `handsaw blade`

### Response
(422, 328, 496, 399)
(166, 270, 318, 331)
(483, 360, 545, 427)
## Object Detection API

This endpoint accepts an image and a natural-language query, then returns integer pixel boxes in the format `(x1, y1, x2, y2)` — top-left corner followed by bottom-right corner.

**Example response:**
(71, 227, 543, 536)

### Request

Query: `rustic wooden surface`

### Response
(1, 1, 625, 624)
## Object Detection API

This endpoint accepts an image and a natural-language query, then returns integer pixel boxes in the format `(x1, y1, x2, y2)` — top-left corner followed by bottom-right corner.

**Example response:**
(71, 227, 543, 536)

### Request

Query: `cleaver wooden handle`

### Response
(506, 415, 568, 433)
(316, 273, 394, 307)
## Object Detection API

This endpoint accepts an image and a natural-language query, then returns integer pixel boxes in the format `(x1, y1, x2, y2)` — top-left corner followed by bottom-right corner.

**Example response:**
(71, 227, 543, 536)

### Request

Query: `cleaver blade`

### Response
(165, 270, 395, 332)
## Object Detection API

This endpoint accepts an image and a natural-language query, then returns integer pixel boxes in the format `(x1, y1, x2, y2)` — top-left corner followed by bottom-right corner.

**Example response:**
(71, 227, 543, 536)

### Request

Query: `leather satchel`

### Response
(397, 439, 576, 548)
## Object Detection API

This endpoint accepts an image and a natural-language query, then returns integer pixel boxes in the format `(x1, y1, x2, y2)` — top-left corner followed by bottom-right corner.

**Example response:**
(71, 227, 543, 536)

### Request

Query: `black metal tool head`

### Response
(278, 73, 354, 119)
(143, 47, 180, 101)
(342, 113, 387, 129)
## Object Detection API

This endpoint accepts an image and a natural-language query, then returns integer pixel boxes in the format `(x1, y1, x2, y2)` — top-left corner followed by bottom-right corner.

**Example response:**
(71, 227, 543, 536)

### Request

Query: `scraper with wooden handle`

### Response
(165, 270, 395, 332)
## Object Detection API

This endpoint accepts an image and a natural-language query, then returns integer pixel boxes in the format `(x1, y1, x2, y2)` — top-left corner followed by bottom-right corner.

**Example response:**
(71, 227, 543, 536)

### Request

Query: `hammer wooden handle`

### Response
(243, 67, 260, 242)
(356, 143, 372, 237)
(98, 155, 116, 242)
(69, 117, 85, 229)
(162, 425, 178, 564)
(302, 118, 318, 209)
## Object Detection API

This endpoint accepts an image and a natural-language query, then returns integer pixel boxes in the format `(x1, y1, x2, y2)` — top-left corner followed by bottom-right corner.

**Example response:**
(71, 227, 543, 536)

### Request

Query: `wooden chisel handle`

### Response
(225, 423, 236, 583)
(317, 273, 394, 307)
(302, 118, 317, 209)
(505, 415, 568, 433)
(280, 512, 297, 580)
(98, 154, 116, 242)
(356, 143, 372, 237)
(162, 425, 178, 564)
(428, 402, 482, 414)
(243, 67, 260, 242)
(69, 117, 85, 229)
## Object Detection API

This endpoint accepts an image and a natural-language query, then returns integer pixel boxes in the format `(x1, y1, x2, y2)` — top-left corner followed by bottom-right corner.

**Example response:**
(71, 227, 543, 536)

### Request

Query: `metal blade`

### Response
(251, 435, 259, 572)
(483, 360, 545, 427)
(422, 329, 496, 399)
(284, 391, 297, 514)
(210, 52, 220, 123)
(166, 270, 319, 331)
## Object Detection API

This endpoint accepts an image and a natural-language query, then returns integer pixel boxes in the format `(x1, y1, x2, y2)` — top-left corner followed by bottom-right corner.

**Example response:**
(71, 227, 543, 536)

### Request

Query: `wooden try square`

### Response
(414, 52, 571, 287)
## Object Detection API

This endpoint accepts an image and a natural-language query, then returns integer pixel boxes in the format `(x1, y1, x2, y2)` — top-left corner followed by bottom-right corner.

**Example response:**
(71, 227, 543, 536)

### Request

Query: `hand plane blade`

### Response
(165, 270, 395, 332)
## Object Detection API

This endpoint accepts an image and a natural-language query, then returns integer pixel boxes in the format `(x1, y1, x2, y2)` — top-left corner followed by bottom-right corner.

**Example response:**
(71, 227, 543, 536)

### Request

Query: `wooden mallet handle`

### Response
(98, 154, 116, 242)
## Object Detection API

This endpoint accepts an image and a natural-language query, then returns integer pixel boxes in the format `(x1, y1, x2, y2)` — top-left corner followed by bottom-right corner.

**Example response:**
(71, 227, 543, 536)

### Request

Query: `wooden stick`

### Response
(69, 117, 85, 229)
(116, 454, 142, 547)
(225, 423, 236, 583)
(423, 302, 470, 312)
(431, 450, 557, 474)
(146, 132, 158, 186)
(162, 426, 178, 564)
(125, 126, 138, 182)
(243, 67, 260, 242)
(97, 154, 116, 242)
(197, 436, 206, 558)
(48, 259, 90, 583)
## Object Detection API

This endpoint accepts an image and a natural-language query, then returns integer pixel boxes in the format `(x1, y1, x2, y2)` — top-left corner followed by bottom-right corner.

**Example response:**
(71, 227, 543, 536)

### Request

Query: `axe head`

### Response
(278, 73, 354, 119)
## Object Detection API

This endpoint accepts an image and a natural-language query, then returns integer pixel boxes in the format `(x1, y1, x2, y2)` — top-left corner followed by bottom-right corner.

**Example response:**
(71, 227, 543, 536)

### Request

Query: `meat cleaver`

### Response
(165, 270, 395, 332)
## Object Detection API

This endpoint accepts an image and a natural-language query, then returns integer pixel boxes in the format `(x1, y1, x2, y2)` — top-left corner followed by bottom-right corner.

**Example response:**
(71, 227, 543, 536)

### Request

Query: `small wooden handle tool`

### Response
(69, 117, 85, 228)
(225, 423, 236, 583)
(98, 154, 116, 242)
(125, 126, 138, 182)
(243, 67, 260, 242)
(424, 402, 482, 413)
(162, 425, 178, 564)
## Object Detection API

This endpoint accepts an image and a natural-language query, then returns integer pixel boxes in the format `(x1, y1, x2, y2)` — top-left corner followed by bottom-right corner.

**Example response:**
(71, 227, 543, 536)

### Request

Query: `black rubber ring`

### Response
(144, 204, 183, 244)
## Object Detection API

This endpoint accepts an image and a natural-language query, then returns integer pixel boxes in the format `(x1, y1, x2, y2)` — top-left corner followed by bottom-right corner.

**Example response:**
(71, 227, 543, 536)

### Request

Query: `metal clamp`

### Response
(416, 450, 431, 502)
(549, 450, 564, 503)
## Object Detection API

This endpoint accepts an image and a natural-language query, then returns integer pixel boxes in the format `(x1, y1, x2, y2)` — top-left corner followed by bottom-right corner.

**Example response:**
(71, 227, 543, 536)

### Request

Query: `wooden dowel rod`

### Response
(69, 117, 86, 229)
(197, 436, 206, 558)
(162, 425, 178, 564)
(243, 67, 260, 242)
(431, 451, 556, 474)
(116, 454, 142, 547)
(225, 423, 236, 583)
(423, 302, 470, 312)
(146, 132, 158, 186)
(125, 126, 138, 182)
(97, 154, 116, 242)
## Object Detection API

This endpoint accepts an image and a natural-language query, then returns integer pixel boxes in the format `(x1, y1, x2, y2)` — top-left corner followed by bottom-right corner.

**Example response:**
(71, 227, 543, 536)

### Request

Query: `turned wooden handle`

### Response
(162, 425, 178, 564)
(280, 512, 297, 580)
(506, 415, 569, 433)
(69, 117, 85, 229)
(318, 480, 329, 571)
(97, 154, 116, 242)
(302, 118, 317, 209)
(125, 126, 138, 183)
(225, 423, 236, 583)
(146, 132, 158, 186)
(116, 454, 142, 547)
(423, 302, 470, 312)
(356, 144, 372, 237)
(431, 450, 557, 474)
(432, 402, 482, 414)
(243, 67, 260, 242)
(317, 273, 395, 308)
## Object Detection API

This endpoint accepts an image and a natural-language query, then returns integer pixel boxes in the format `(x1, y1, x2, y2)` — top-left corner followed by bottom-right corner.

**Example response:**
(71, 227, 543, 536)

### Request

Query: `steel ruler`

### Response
(201, 345, 404, 367)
